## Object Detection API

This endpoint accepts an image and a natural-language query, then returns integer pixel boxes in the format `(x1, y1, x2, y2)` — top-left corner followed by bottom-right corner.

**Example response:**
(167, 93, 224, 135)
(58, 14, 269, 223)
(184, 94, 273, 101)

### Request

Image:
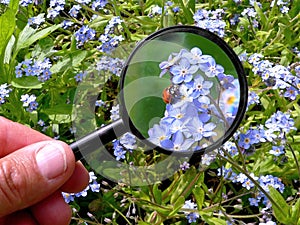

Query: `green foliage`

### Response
(269, 186, 300, 225)
(0, 0, 299, 224)
(0, 0, 19, 82)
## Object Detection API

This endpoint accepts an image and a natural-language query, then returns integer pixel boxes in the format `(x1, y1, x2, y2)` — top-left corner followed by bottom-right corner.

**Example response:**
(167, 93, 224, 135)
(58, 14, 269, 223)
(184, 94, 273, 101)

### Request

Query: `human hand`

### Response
(0, 116, 90, 225)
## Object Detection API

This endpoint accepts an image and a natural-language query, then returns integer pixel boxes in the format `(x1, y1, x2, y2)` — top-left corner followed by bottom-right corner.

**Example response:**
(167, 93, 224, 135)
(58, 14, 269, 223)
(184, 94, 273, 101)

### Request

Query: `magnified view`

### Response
(121, 27, 246, 153)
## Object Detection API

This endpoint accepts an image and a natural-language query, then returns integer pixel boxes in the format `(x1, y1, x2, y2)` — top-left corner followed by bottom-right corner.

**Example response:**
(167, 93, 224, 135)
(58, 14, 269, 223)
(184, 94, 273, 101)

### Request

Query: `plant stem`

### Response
(71, 217, 102, 225)
(213, 212, 262, 219)
(111, 0, 132, 41)
(286, 142, 300, 183)
(105, 200, 132, 224)
(233, 138, 248, 171)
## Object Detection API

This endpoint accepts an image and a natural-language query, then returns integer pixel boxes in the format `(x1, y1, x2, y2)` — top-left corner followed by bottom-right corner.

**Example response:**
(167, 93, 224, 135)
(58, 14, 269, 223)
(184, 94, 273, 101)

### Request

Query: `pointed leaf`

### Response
(291, 198, 300, 224)
(16, 24, 62, 52)
(4, 35, 15, 64)
(153, 183, 162, 205)
(169, 196, 185, 217)
(192, 186, 205, 210)
(269, 186, 293, 224)
(11, 76, 42, 89)
(0, 0, 19, 55)
(254, 2, 267, 29)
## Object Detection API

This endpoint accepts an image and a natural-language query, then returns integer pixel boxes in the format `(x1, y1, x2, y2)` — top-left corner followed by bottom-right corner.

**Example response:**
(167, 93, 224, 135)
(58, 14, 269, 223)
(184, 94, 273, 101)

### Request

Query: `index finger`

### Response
(0, 116, 51, 157)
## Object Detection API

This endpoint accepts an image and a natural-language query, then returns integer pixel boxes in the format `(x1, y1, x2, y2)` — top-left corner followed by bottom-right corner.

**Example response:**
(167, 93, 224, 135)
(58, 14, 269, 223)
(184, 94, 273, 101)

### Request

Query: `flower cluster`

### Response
(249, 175, 285, 208)
(15, 58, 52, 82)
(270, 0, 290, 14)
(237, 111, 296, 150)
(110, 104, 120, 121)
(28, 14, 45, 27)
(47, 0, 65, 19)
(62, 171, 100, 203)
(91, 0, 108, 11)
(148, 5, 163, 16)
(165, 1, 180, 13)
(182, 200, 199, 223)
(96, 56, 124, 77)
(20, 94, 38, 112)
(241, 7, 257, 18)
(112, 132, 136, 161)
(11, 0, 40, 7)
(69, 4, 81, 18)
(222, 141, 239, 156)
(265, 110, 296, 135)
(193, 9, 226, 37)
(247, 91, 260, 106)
(218, 167, 285, 208)
(148, 47, 239, 151)
(74, 25, 96, 47)
(148, 1, 180, 16)
(0, 83, 12, 105)
(98, 16, 124, 53)
(180, 161, 190, 170)
(248, 53, 300, 101)
(201, 151, 217, 166)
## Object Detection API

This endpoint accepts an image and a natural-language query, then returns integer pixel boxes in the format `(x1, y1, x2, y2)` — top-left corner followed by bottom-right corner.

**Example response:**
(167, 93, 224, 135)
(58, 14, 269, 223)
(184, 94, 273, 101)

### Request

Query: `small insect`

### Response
(162, 84, 181, 104)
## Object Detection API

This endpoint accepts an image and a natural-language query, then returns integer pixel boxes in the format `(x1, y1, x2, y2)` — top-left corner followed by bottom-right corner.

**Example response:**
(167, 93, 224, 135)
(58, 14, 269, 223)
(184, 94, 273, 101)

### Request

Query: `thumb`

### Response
(0, 140, 75, 217)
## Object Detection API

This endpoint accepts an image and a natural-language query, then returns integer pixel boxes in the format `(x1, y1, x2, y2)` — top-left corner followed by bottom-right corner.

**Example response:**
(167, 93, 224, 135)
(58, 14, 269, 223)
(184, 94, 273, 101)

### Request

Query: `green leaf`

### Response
(176, 0, 194, 24)
(144, 204, 171, 216)
(15, 25, 36, 51)
(50, 57, 71, 74)
(0, 0, 18, 55)
(0, 0, 19, 82)
(48, 114, 72, 123)
(153, 183, 162, 205)
(169, 168, 197, 204)
(202, 215, 227, 225)
(8, 0, 19, 11)
(32, 37, 56, 61)
(16, 24, 62, 53)
(186, 0, 195, 14)
(291, 198, 300, 224)
(192, 186, 205, 210)
(138, 222, 152, 225)
(4, 35, 15, 64)
(11, 76, 42, 89)
(254, 2, 267, 29)
(268, 186, 293, 224)
(50, 50, 87, 74)
(42, 104, 73, 115)
(169, 196, 185, 217)
(70, 50, 88, 67)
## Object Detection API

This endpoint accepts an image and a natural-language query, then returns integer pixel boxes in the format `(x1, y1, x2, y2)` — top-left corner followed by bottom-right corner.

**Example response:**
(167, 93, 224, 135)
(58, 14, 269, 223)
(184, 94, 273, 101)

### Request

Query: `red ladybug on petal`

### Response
(162, 87, 172, 104)
(162, 84, 181, 104)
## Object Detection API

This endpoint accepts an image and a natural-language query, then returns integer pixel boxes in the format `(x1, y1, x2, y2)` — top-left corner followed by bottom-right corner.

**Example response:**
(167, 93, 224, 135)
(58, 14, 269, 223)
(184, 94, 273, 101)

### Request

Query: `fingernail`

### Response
(36, 142, 67, 179)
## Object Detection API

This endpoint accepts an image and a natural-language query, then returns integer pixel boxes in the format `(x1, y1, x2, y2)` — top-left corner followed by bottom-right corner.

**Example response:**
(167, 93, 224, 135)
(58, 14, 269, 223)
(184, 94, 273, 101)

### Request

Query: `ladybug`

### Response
(162, 84, 181, 104)
(162, 87, 172, 104)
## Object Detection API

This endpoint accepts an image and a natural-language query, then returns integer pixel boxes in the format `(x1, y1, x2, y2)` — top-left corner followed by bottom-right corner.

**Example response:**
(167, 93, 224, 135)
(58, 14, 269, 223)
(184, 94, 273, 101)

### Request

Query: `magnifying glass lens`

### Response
(120, 26, 247, 154)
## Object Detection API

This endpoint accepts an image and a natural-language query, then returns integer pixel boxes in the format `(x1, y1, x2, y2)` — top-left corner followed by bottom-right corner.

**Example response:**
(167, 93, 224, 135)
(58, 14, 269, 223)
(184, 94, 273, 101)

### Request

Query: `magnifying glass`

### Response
(70, 25, 248, 183)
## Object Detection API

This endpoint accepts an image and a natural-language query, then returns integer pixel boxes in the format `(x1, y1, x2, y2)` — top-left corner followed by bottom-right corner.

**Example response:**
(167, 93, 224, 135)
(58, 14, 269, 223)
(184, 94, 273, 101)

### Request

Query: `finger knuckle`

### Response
(0, 159, 27, 209)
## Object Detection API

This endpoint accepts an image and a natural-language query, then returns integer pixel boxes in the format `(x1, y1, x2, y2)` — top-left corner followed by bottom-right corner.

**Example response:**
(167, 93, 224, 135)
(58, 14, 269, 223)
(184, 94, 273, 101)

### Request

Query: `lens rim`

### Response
(119, 25, 248, 156)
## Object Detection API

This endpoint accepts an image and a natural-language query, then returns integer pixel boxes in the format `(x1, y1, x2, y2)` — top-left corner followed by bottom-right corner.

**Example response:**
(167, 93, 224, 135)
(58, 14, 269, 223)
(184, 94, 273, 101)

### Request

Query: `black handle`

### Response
(70, 119, 127, 161)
